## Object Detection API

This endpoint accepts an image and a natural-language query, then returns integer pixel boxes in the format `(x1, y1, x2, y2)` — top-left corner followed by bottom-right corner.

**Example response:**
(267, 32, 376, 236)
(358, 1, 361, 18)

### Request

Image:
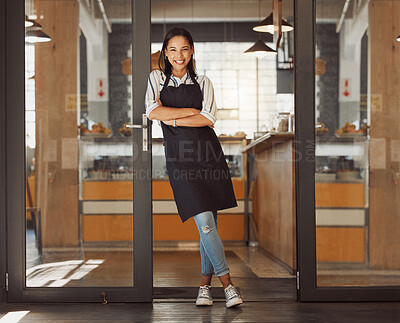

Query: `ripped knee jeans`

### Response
(193, 210, 230, 277)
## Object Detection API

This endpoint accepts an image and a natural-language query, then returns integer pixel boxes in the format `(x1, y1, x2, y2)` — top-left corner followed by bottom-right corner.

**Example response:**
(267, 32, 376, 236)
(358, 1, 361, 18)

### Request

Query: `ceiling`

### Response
(87, 0, 352, 24)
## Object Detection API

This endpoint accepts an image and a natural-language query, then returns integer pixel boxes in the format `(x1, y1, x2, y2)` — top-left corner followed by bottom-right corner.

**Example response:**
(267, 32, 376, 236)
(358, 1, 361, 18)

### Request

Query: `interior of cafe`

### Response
(19, 0, 400, 302)
(23, 0, 296, 300)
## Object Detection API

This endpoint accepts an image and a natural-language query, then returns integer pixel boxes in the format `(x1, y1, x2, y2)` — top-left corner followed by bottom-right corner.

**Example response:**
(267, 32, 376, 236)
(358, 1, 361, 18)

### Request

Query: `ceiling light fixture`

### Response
(244, 39, 276, 58)
(253, 12, 293, 34)
(25, 19, 42, 31)
(25, 15, 34, 27)
(25, 30, 51, 43)
(25, 0, 51, 43)
(244, 0, 276, 58)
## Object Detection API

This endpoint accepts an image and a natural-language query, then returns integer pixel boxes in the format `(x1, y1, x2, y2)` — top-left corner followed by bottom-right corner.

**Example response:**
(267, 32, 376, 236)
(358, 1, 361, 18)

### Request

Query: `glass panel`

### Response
(25, 0, 135, 287)
(315, 0, 400, 286)
(150, 0, 295, 289)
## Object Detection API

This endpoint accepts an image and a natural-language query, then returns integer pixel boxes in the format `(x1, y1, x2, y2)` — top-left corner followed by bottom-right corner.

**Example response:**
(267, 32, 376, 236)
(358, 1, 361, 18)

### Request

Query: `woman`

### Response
(145, 27, 243, 308)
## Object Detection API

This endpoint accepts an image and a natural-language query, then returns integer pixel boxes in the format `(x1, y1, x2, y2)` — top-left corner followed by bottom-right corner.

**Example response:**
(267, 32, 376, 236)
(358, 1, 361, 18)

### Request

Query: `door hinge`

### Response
(5, 273, 8, 292)
(296, 271, 300, 290)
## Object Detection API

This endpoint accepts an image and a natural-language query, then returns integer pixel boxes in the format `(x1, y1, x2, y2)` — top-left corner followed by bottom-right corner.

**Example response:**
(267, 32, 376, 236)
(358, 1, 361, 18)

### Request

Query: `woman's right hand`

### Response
(156, 97, 163, 107)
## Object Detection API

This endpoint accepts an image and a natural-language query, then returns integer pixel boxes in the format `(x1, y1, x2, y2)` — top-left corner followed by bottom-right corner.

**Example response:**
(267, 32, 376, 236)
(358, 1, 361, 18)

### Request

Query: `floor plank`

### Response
(1, 301, 400, 322)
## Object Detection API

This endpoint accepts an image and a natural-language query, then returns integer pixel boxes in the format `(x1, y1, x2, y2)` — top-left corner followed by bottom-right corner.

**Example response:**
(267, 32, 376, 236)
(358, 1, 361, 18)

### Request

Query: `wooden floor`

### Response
(2, 301, 400, 322)
(5, 234, 400, 321)
(26, 227, 296, 301)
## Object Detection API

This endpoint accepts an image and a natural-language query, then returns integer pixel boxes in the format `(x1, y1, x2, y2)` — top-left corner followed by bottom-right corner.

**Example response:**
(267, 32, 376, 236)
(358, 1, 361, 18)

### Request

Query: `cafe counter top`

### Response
(241, 132, 294, 154)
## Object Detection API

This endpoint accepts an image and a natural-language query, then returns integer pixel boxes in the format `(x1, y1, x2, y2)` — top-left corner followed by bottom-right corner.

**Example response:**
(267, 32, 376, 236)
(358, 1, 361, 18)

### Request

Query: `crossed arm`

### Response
(148, 97, 214, 128)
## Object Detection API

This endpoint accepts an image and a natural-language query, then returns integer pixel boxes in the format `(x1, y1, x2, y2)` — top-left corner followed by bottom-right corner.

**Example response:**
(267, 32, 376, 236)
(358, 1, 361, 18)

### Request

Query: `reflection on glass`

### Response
(315, 0, 400, 287)
(25, 0, 134, 287)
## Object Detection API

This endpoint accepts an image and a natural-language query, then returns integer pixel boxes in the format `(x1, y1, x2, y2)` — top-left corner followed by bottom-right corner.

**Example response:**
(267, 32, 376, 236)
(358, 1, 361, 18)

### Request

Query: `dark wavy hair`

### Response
(158, 27, 197, 81)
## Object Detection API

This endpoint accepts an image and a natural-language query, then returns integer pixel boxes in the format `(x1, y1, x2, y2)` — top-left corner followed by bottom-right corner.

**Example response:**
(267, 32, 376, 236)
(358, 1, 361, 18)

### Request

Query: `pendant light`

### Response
(26, 20, 43, 31)
(244, 0, 276, 57)
(25, 30, 51, 43)
(253, 12, 293, 34)
(25, 15, 34, 27)
(25, 0, 51, 43)
(244, 38, 276, 58)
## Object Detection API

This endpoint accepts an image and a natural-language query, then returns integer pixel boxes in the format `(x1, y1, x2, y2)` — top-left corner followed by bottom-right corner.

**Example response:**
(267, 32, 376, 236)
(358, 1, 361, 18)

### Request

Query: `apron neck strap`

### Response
(163, 71, 199, 88)
(162, 73, 171, 90)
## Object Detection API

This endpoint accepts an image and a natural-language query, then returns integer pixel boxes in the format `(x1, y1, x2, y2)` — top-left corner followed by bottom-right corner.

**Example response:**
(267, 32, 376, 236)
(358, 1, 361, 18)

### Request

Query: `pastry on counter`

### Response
(315, 122, 329, 135)
(119, 122, 133, 136)
(79, 122, 112, 136)
(336, 122, 368, 136)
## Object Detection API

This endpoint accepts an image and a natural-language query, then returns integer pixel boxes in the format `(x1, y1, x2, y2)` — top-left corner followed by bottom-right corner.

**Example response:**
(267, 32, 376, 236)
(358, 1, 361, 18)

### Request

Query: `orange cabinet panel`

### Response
(83, 214, 244, 242)
(83, 179, 244, 200)
(316, 227, 365, 262)
(83, 215, 133, 242)
(83, 181, 132, 200)
(153, 214, 244, 241)
(315, 183, 365, 208)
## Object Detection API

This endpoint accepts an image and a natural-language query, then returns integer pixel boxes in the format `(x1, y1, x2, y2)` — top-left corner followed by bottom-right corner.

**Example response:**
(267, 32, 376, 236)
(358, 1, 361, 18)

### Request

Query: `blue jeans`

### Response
(193, 210, 230, 277)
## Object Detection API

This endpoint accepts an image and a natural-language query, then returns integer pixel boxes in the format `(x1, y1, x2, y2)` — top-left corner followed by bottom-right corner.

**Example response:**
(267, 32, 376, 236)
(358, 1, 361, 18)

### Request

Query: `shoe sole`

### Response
(226, 298, 243, 308)
(196, 300, 213, 306)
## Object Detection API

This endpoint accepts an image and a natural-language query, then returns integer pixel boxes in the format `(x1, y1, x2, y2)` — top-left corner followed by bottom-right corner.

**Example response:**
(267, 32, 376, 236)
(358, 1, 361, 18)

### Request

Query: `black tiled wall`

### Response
(316, 23, 339, 135)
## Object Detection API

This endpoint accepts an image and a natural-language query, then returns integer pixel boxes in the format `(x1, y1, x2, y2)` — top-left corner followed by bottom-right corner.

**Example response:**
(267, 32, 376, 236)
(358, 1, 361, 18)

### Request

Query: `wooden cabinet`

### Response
(79, 137, 247, 245)
(315, 137, 369, 263)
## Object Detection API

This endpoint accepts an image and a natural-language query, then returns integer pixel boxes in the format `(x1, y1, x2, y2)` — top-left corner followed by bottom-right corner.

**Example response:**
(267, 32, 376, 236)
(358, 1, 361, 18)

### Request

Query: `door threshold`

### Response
(153, 287, 230, 299)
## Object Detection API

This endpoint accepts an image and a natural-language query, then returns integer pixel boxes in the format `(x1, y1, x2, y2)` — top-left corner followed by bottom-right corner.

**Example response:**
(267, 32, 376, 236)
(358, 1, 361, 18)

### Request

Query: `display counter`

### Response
(243, 133, 369, 271)
(315, 136, 369, 263)
(243, 132, 296, 272)
(79, 135, 248, 245)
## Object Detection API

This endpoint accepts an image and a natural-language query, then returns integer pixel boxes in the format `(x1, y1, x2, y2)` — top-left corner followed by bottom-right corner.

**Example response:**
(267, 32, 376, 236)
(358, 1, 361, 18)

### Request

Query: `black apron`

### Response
(160, 73, 238, 222)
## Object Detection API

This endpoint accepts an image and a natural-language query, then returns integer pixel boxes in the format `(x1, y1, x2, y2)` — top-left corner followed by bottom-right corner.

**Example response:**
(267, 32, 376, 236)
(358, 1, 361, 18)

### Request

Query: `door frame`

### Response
(0, 0, 7, 305)
(295, 0, 400, 301)
(4, 0, 153, 302)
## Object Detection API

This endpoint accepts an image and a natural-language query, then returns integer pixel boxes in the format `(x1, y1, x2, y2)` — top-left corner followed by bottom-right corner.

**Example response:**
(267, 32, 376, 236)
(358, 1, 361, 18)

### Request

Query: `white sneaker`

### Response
(224, 284, 243, 308)
(196, 285, 213, 306)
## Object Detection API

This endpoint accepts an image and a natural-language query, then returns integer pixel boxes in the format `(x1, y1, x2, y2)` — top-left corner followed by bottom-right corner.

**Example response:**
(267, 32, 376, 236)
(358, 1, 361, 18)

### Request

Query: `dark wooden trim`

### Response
(153, 287, 238, 299)
(5, 0, 153, 303)
(6, 0, 26, 302)
(294, 0, 317, 301)
(0, 0, 7, 305)
(132, 0, 153, 302)
(295, 0, 400, 302)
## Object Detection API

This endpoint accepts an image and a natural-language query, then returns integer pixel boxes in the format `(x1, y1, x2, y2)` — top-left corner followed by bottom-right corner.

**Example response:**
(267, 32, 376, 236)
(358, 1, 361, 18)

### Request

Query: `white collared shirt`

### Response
(145, 69, 217, 124)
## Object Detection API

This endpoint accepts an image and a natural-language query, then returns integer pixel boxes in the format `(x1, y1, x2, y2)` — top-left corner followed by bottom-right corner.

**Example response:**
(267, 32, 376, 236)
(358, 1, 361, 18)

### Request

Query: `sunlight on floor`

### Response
(0, 311, 30, 323)
(26, 259, 104, 287)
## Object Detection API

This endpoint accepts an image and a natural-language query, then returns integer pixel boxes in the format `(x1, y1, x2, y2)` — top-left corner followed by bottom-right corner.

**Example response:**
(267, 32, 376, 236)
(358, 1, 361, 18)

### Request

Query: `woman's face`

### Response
(164, 35, 193, 75)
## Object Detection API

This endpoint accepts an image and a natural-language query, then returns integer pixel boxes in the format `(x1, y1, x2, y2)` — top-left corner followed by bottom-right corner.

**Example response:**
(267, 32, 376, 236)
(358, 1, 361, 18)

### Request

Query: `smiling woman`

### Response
(145, 28, 243, 308)
(164, 35, 193, 79)
(147, 30, 214, 128)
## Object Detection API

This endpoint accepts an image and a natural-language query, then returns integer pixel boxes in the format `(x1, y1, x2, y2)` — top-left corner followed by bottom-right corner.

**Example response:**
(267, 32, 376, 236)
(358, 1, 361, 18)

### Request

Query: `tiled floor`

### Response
(229, 247, 294, 279)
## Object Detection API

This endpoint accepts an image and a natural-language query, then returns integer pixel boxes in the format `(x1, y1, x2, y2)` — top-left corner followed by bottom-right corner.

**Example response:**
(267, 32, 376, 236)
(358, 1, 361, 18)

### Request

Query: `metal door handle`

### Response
(125, 114, 148, 151)
(126, 124, 147, 129)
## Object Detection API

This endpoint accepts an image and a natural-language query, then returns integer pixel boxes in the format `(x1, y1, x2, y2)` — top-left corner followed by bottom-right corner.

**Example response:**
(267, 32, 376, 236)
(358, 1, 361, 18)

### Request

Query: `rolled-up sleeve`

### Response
(145, 70, 161, 119)
(200, 76, 217, 125)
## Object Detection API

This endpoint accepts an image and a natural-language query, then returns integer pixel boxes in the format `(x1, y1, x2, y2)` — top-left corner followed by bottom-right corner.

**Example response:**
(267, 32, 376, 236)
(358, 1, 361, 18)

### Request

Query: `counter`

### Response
(79, 136, 248, 246)
(243, 133, 369, 271)
(243, 132, 296, 272)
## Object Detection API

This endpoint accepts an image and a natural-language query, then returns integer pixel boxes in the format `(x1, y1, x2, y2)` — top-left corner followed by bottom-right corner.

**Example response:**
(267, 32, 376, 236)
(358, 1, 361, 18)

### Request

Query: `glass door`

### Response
(296, 0, 400, 301)
(6, 0, 152, 302)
